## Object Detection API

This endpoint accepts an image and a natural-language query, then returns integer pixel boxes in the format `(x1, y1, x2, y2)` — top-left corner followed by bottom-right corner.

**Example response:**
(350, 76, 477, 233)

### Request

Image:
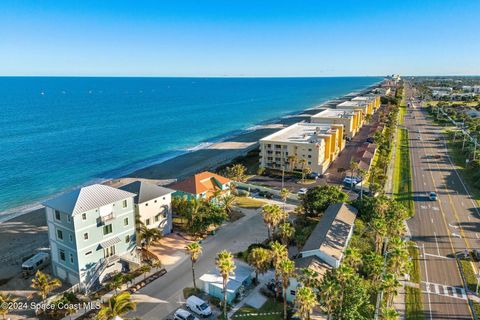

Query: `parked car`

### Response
(343, 177, 359, 186)
(428, 192, 438, 201)
(366, 137, 375, 143)
(259, 190, 274, 199)
(307, 172, 321, 180)
(297, 188, 308, 195)
(186, 295, 212, 317)
(174, 309, 199, 320)
(417, 135, 421, 140)
(472, 249, 480, 261)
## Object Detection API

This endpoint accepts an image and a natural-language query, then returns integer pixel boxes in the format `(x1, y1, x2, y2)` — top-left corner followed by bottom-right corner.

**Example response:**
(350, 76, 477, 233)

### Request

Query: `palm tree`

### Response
(298, 268, 320, 289)
(138, 264, 151, 280)
(226, 164, 247, 182)
(220, 194, 236, 218)
(287, 155, 298, 172)
(138, 225, 163, 258)
(382, 273, 400, 307)
(216, 250, 236, 318)
(278, 258, 295, 320)
(96, 291, 137, 320)
(0, 293, 17, 319)
(344, 247, 362, 270)
(262, 204, 283, 240)
(247, 247, 272, 284)
(381, 306, 399, 320)
(151, 259, 163, 272)
(319, 272, 340, 319)
(185, 242, 202, 290)
(278, 222, 295, 246)
(294, 286, 318, 320)
(279, 188, 290, 210)
(357, 168, 368, 199)
(31, 270, 62, 301)
(349, 160, 359, 190)
(107, 272, 125, 294)
(270, 241, 288, 300)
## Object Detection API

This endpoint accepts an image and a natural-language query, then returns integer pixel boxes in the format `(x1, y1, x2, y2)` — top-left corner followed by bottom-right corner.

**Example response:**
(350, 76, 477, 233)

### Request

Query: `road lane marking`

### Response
(434, 232, 440, 256)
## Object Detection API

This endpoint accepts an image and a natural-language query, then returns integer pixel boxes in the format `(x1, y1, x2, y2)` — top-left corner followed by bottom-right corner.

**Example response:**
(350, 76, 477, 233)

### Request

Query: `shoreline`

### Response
(0, 82, 378, 224)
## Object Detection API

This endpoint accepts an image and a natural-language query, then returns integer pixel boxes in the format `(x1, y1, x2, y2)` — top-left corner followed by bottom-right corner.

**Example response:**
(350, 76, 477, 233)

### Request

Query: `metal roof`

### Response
(119, 181, 174, 204)
(43, 184, 135, 216)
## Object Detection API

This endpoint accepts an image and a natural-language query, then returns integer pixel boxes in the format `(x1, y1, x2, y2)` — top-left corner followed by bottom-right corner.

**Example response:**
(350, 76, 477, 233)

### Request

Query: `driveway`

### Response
(148, 233, 192, 268)
(127, 208, 268, 320)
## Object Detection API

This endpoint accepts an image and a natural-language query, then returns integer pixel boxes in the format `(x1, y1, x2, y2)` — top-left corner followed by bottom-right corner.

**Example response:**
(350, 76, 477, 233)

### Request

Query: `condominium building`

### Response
(119, 181, 175, 238)
(259, 122, 344, 174)
(336, 100, 371, 115)
(43, 184, 139, 291)
(310, 108, 364, 138)
(352, 95, 381, 112)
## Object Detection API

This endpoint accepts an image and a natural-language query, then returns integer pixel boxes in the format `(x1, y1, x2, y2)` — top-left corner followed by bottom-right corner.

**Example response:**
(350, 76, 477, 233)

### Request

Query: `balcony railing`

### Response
(97, 212, 115, 226)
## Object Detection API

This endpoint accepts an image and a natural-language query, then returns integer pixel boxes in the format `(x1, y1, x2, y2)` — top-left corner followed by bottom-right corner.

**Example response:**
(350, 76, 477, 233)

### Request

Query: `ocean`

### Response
(0, 76, 382, 217)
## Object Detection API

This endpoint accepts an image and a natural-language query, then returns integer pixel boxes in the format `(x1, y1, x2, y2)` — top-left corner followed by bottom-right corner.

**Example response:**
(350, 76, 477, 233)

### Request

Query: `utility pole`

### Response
(462, 131, 467, 151)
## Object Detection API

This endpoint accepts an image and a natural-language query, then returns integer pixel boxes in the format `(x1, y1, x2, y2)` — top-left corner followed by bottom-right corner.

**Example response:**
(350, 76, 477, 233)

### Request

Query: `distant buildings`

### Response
(286, 203, 358, 302)
(259, 122, 344, 174)
(310, 108, 363, 138)
(43, 184, 139, 291)
(119, 181, 175, 237)
(169, 171, 231, 201)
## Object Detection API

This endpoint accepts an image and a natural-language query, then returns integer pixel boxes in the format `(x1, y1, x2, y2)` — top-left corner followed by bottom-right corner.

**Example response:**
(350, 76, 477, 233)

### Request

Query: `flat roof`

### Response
(311, 108, 356, 119)
(301, 203, 357, 260)
(337, 100, 366, 108)
(260, 122, 338, 144)
(351, 96, 374, 102)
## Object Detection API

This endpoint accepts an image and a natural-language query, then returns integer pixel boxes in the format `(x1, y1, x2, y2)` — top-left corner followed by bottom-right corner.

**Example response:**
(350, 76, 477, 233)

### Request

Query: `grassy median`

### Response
(406, 245, 424, 320)
(393, 127, 414, 217)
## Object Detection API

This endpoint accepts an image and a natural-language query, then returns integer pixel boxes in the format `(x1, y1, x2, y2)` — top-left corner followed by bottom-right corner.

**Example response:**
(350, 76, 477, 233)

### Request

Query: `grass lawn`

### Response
(459, 259, 477, 292)
(393, 127, 414, 217)
(406, 245, 424, 320)
(423, 100, 479, 107)
(233, 298, 284, 320)
(234, 196, 266, 209)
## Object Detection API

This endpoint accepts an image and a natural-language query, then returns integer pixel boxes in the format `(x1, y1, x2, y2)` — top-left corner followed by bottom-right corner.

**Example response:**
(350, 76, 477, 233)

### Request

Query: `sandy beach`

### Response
(0, 85, 374, 285)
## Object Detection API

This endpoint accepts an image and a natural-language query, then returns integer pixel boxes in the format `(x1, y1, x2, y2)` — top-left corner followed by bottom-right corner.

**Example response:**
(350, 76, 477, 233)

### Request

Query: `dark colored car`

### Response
(366, 137, 375, 143)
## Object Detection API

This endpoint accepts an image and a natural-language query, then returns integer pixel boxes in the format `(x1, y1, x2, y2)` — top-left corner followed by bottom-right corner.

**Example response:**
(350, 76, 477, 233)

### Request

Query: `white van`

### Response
(186, 295, 212, 317)
(22, 252, 50, 277)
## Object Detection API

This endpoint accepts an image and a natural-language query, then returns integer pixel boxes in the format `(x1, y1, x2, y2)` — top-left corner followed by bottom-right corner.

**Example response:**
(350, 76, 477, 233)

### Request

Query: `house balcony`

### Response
(97, 212, 115, 226)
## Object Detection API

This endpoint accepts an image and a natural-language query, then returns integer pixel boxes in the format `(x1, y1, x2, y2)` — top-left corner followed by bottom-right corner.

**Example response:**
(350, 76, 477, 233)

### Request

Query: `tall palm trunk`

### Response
(191, 261, 197, 290)
(283, 285, 288, 320)
(223, 277, 228, 317)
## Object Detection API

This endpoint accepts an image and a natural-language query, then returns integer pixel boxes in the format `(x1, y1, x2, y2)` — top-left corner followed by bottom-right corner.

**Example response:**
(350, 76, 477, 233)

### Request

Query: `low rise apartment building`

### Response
(352, 94, 381, 111)
(336, 100, 371, 115)
(259, 122, 344, 174)
(43, 184, 139, 292)
(310, 108, 364, 138)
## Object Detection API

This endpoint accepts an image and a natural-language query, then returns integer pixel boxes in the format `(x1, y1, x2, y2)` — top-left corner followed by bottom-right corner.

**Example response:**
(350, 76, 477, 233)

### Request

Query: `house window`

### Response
(163, 197, 166, 200)
(55, 210, 61, 220)
(155, 214, 160, 222)
(154, 200, 157, 203)
(85, 251, 92, 256)
(56, 229, 63, 240)
(308, 155, 312, 158)
(103, 224, 113, 235)
(145, 202, 149, 206)
(290, 290, 296, 296)
(146, 218, 151, 226)
(67, 215, 71, 223)
(82, 213, 87, 220)
(104, 245, 116, 258)
(125, 235, 130, 243)
(124, 217, 129, 226)
(122, 199, 127, 208)
(69, 234, 73, 243)
(59, 249, 65, 261)
(69, 253, 74, 264)
(83, 232, 89, 240)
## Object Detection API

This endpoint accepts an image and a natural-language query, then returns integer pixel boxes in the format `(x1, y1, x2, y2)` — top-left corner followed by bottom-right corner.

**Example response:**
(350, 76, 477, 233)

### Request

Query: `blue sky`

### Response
(1, 1, 479, 76)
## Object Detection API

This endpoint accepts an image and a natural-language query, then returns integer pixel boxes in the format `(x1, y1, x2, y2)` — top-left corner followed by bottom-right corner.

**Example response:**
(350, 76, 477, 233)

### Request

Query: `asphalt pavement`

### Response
(405, 82, 480, 319)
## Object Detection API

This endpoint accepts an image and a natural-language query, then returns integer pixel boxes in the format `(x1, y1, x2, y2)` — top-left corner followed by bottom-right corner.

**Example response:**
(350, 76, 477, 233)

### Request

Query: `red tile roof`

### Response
(169, 171, 230, 196)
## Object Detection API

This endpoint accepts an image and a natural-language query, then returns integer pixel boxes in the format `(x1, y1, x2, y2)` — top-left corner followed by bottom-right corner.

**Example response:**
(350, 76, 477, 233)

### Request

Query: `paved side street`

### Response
(128, 206, 272, 320)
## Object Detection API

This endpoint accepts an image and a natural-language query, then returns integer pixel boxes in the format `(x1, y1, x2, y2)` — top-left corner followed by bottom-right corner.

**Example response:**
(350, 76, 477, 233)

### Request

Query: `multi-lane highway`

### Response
(405, 83, 480, 319)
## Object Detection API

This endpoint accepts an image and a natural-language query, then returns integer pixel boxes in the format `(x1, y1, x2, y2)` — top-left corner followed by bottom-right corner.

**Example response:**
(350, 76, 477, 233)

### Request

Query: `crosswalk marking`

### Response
(421, 282, 467, 300)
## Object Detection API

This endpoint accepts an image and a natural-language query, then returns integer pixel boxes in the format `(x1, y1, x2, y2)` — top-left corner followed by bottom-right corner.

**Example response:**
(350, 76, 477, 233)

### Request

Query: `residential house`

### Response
(310, 108, 364, 138)
(259, 122, 345, 175)
(198, 262, 253, 304)
(286, 203, 357, 302)
(43, 184, 139, 291)
(169, 171, 231, 201)
(119, 181, 175, 237)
